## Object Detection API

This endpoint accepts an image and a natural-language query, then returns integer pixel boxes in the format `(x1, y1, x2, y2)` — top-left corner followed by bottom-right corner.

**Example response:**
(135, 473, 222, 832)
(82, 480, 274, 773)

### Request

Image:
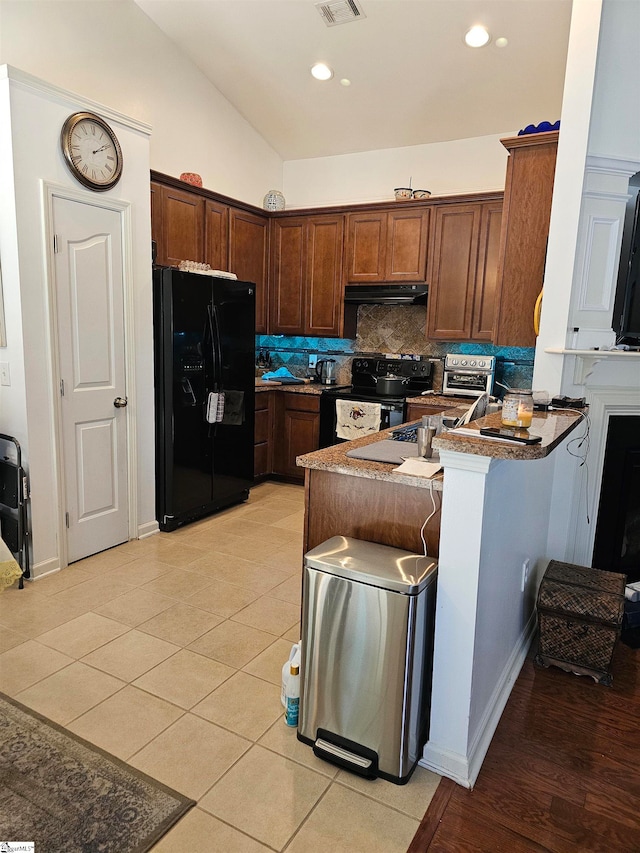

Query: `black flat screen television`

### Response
(613, 175, 640, 347)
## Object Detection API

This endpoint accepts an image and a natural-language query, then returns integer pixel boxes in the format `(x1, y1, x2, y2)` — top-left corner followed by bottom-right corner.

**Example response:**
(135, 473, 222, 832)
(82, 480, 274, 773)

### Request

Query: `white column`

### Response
(422, 451, 493, 787)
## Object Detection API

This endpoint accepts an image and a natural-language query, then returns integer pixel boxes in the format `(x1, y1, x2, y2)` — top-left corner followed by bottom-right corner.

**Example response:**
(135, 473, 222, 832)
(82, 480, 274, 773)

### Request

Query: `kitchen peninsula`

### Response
(297, 408, 584, 789)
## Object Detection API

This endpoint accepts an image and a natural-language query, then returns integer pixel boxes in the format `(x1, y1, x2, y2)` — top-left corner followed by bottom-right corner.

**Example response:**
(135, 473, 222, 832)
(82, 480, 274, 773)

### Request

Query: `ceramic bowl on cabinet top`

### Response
(412, 189, 431, 199)
(394, 187, 413, 200)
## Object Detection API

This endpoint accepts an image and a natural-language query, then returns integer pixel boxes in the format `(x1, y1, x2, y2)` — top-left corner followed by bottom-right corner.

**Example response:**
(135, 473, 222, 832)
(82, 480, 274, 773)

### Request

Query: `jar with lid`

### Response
(501, 390, 534, 428)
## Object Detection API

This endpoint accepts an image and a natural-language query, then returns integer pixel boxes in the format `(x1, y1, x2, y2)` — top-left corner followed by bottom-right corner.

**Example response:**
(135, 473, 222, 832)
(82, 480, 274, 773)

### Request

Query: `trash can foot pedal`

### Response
(313, 729, 378, 778)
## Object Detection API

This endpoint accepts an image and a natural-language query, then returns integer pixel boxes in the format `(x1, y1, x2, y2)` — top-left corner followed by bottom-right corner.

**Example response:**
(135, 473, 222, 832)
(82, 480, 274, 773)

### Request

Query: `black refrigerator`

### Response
(153, 266, 255, 531)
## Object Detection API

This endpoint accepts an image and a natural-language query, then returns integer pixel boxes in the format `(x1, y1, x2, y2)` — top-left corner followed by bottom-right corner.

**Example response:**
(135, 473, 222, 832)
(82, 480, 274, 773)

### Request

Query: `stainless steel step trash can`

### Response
(297, 535, 438, 784)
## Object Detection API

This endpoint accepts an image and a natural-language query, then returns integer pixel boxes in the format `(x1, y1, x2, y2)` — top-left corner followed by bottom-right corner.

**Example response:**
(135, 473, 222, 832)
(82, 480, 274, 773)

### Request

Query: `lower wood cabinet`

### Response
(405, 402, 455, 422)
(254, 392, 273, 480)
(272, 392, 320, 482)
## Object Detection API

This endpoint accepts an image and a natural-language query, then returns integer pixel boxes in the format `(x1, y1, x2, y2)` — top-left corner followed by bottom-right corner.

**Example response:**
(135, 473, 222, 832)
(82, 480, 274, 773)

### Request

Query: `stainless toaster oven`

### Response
(442, 354, 496, 397)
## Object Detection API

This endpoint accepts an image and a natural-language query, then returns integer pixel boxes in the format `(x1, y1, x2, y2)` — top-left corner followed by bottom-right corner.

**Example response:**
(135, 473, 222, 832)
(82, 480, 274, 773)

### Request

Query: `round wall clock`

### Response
(60, 112, 123, 191)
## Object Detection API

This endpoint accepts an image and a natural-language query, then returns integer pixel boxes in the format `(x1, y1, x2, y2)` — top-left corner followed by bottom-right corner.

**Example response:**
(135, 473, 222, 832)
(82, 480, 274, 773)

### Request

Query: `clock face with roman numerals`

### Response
(60, 112, 123, 191)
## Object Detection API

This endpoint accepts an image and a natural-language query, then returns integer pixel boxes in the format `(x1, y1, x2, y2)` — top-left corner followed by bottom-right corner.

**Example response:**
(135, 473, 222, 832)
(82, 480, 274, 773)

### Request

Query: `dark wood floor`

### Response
(408, 641, 640, 853)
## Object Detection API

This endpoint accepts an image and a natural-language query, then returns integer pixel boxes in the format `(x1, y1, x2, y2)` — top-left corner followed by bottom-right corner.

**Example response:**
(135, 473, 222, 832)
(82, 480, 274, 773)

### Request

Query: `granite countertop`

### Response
(297, 407, 586, 486)
(433, 409, 585, 459)
(255, 379, 326, 395)
(297, 423, 444, 491)
(405, 393, 472, 407)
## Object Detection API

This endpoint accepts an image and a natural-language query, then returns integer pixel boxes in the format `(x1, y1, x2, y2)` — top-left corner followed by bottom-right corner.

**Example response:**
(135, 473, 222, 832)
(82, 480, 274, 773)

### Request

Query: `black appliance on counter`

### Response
(153, 266, 255, 531)
(319, 357, 433, 448)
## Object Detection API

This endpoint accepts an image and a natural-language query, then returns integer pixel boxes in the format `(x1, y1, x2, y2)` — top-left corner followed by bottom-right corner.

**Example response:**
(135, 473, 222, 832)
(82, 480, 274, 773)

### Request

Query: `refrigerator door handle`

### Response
(209, 302, 224, 393)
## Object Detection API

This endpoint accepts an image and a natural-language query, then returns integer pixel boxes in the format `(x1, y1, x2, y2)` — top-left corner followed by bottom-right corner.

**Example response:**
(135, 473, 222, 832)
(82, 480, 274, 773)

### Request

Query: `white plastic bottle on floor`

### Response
(284, 663, 300, 727)
(281, 642, 301, 707)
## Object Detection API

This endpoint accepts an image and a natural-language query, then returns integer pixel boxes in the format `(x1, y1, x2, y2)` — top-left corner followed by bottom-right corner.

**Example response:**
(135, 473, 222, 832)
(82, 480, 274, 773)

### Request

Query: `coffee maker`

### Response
(316, 358, 337, 385)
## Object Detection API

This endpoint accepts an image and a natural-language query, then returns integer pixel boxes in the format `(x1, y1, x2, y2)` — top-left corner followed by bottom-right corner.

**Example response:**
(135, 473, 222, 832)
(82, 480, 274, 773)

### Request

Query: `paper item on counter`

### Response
(392, 459, 442, 478)
(336, 400, 382, 441)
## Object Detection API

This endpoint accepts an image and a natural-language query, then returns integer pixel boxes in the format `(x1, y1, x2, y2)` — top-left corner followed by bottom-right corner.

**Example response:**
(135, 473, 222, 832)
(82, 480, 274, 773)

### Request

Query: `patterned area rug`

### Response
(0, 692, 194, 852)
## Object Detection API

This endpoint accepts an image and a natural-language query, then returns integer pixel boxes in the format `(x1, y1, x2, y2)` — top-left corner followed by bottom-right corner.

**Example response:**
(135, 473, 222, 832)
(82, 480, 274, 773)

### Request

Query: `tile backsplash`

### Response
(257, 305, 535, 395)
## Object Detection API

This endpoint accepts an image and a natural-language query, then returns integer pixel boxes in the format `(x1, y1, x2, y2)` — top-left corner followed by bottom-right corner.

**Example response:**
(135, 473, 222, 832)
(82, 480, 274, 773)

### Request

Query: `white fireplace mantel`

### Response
(544, 347, 640, 384)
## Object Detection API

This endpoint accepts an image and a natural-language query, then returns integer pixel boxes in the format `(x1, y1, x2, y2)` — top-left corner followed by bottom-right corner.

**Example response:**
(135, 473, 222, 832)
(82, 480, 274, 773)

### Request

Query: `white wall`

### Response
(588, 0, 640, 161)
(0, 67, 156, 575)
(283, 133, 513, 209)
(534, 0, 640, 391)
(0, 0, 282, 207)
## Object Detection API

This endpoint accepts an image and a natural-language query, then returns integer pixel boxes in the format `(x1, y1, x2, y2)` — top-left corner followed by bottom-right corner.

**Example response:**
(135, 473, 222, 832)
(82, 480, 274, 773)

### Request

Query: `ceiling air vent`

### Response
(315, 0, 366, 27)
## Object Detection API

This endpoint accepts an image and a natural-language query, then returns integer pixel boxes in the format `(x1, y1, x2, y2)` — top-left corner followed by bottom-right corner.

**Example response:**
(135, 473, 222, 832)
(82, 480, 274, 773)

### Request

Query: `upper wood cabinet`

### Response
(204, 200, 229, 271)
(270, 213, 345, 337)
(426, 200, 503, 341)
(229, 208, 269, 334)
(494, 131, 559, 347)
(151, 172, 269, 334)
(152, 182, 204, 268)
(345, 207, 430, 284)
(472, 201, 503, 341)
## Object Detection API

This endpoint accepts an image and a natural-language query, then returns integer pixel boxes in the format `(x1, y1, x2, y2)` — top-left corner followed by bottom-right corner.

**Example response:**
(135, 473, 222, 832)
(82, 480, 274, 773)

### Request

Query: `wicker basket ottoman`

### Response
(535, 560, 625, 686)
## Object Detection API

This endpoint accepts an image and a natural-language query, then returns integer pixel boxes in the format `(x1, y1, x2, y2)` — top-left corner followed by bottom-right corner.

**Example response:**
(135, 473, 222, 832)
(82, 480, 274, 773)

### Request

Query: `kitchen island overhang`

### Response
(297, 409, 584, 789)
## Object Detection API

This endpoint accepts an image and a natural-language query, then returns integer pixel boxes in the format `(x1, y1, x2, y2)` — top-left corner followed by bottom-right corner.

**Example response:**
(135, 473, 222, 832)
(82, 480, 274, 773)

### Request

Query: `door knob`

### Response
(113, 396, 128, 408)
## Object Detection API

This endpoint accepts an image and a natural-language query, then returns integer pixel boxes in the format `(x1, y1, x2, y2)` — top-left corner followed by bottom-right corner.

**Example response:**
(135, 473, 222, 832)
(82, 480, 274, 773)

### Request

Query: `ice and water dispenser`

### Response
(297, 536, 438, 785)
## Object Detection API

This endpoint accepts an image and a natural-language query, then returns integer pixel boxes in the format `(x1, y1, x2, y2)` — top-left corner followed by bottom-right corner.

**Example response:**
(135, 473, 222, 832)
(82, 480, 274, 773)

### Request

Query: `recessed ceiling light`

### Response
(495, 36, 508, 48)
(464, 25, 490, 48)
(311, 62, 334, 81)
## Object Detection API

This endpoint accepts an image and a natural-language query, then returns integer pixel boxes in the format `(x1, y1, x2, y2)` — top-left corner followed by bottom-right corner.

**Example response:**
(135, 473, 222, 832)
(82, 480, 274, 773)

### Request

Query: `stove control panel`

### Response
(353, 358, 433, 378)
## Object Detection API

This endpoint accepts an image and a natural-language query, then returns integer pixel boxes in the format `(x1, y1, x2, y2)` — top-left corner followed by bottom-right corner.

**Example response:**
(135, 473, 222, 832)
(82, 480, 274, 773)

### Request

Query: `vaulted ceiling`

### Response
(134, 0, 573, 160)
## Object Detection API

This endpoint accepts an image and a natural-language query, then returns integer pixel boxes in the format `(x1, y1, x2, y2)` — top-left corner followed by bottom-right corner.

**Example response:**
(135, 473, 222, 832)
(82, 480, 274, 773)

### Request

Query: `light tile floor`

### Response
(0, 482, 440, 852)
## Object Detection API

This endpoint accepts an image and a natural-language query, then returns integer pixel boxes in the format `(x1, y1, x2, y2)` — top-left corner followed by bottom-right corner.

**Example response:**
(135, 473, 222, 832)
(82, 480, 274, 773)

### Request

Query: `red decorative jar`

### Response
(180, 172, 203, 187)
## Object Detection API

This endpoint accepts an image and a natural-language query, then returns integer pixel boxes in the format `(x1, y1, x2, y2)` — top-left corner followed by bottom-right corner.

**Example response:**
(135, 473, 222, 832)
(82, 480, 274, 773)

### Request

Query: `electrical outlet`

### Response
(521, 558, 530, 592)
(0, 362, 10, 386)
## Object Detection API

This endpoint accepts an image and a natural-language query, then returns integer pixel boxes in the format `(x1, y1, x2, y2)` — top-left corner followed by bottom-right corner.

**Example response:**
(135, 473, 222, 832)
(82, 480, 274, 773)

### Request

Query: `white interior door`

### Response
(53, 196, 129, 563)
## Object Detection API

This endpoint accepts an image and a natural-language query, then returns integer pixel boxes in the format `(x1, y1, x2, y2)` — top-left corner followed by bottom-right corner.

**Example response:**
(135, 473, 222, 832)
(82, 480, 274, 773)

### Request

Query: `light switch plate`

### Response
(0, 362, 10, 386)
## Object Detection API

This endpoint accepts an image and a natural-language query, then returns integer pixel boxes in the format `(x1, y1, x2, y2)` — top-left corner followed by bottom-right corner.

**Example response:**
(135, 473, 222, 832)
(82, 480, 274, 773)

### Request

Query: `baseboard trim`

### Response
(420, 612, 537, 788)
(28, 557, 62, 581)
(137, 520, 160, 539)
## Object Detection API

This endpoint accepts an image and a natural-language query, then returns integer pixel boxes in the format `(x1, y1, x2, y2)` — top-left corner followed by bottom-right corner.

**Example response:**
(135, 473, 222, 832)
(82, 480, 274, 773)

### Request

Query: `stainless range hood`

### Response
(344, 284, 428, 305)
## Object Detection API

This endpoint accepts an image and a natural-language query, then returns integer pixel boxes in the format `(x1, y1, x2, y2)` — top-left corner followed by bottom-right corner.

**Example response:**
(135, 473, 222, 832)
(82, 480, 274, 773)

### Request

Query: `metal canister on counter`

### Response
(501, 390, 534, 428)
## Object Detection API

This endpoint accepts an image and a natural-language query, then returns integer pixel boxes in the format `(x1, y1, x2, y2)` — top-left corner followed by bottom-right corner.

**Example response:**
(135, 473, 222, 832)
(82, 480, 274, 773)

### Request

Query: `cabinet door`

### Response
(204, 200, 229, 271)
(346, 212, 387, 283)
(386, 208, 429, 282)
(273, 394, 320, 481)
(471, 202, 503, 341)
(159, 185, 204, 268)
(494, 133, 558, 347)
(150, 182, 164, 263)
(270, 218, 306, 335)
(254, 393, 273, 479)
(405, 403, 454, 421)
(306, 214, 344, 337)
(427, 204, 481, 340)
(229, 208, 269, 334)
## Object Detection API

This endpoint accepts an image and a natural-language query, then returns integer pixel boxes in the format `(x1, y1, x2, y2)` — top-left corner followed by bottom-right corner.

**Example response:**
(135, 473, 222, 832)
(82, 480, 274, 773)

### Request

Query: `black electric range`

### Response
(319, 357, 433, 447)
